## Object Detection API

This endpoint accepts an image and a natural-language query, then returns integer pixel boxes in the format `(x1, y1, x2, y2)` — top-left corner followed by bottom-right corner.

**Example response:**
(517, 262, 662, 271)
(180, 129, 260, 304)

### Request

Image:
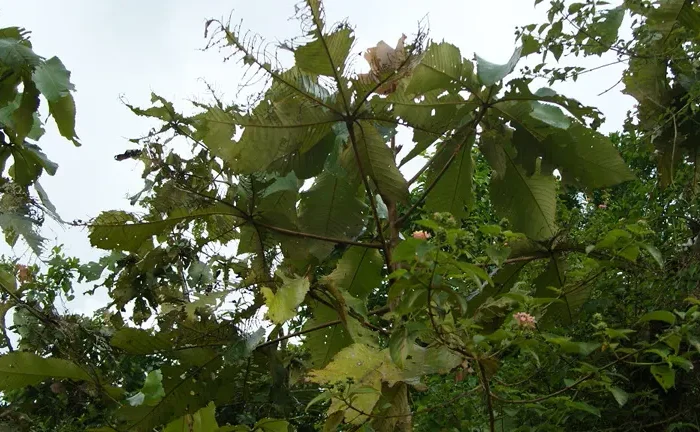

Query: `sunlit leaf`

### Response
(262, 272, 310, 324)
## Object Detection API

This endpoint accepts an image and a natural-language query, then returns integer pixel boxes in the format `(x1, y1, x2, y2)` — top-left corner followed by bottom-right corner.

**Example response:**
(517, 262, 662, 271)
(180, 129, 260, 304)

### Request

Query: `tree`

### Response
(0, 1, 699, 431)
(0, 25, 79, 255)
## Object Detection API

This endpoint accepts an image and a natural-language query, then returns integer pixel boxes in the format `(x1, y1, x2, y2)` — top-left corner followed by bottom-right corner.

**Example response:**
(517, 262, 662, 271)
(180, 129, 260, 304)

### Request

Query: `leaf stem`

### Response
(346, 121, 393, 267)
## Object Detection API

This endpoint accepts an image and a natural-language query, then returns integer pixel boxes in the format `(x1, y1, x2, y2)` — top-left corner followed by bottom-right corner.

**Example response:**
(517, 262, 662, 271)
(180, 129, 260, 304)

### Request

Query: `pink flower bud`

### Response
(412, 231, 431, 240)
(513, 312, 536, 329)
(598, 204, 607, 209)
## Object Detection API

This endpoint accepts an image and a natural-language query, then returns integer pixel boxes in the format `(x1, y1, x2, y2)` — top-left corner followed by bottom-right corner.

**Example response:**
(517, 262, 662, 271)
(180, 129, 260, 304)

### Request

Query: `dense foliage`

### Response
(0, 1, 699, 431)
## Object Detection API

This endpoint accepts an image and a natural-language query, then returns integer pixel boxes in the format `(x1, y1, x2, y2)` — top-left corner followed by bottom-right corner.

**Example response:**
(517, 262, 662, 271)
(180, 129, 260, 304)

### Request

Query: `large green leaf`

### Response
(490, 154, 556, 241)
(542, 123, 635, 189)
(308, 343, 400, 385)
(496, 101, 634, 189)
(261, 271, 310, 324)
(476, 46, 522, 86)
(304, 303, 353, 368)
(111, 328, 172, 354)
(324, 246, 384, 299)
(372, 88, 476, 166)
(350, 121, 408, 203)
(32, 56, 74, 102)
(0, 352, 93, 390)
(48, 94, 79, 145)
(0, 38, 42, 70)
(193, 107, 236, 163)
(405, 42, 469, 94)
(424, 135, 475, 219)
(117, 359, 222, 432)
(295, 28, 354, 77)
(12, 79, 40, 139)
(298, 172, 366, 259)
(502, 81, 602, 124)
(10, 142, 57, 186)
(228, 70, 340, 174)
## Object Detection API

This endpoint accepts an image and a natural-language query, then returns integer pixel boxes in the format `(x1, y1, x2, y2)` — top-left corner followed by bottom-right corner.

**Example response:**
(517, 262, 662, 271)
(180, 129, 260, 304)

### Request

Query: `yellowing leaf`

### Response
(308, 343, 401, 386)
(262, 272, 310, 324)
(163, 402, 219, 432)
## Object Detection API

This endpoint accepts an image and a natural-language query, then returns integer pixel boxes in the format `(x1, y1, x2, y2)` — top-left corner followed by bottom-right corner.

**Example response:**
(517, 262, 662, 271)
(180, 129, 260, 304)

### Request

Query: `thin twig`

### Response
(397, 95, 491, 227)
(478, 360, 496, 432)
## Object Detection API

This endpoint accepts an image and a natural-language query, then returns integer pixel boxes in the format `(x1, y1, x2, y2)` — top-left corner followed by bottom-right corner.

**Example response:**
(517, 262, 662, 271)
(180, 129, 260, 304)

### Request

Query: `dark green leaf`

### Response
(638, 310, 676, 325)
(0, 352, 93, 391)
(650, 364, 676, 391)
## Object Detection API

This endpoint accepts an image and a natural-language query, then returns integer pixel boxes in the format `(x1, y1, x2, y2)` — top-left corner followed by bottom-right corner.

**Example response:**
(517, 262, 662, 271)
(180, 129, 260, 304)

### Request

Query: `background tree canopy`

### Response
(0, 0, 699, 431)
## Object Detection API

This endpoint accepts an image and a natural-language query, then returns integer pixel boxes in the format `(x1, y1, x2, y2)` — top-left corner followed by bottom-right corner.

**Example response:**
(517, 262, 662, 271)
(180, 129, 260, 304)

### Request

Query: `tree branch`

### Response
(255, 221, 384, 249)
(346, 121, 392, 267)
(215, 20, 345, 116)
(396, 104, 488, 227)
(478, 360, 496, 432)
(256, 305, 389, 350)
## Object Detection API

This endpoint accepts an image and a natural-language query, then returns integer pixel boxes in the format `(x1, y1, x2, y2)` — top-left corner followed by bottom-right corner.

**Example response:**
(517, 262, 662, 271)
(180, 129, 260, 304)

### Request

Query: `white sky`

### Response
(0, 0, 635, 316)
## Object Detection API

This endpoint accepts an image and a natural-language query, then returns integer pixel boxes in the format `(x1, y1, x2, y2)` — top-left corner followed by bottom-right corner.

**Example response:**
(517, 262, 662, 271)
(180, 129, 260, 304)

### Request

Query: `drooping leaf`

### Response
(350, 122, 408, 203)
(490, 161, 556, 241)
(638, 310, 676, 325)
(476, 46, 522, 86)
(388, 327, 410, 368)
(0, 352, 93, 391)
(0, 212, 45, 255)
(424, 134, 475, 219)
(12, 79, 40, 139)
(11, 143, 58, 186)
(47, 94, 79, 145)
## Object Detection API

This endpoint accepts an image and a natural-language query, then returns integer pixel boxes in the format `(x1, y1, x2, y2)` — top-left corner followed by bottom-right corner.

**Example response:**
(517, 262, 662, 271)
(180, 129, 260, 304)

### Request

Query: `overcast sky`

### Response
(0, 0, 634, 316)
